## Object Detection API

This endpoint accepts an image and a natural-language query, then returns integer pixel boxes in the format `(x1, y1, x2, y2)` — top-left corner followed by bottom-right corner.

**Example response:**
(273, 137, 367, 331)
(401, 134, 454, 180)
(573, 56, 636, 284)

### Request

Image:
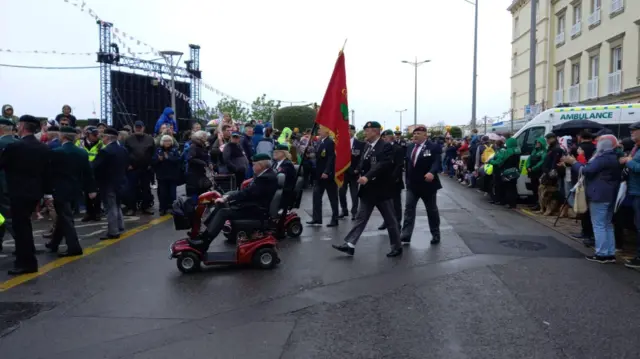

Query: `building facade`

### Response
(509, 0, 640, 120)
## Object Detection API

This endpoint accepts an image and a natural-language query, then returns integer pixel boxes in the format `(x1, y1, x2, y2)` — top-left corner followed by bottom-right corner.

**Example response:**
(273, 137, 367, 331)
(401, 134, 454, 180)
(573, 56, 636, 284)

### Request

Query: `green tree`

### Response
(216, 97, 249, 123)
(250, 94, 280, 122)
(449, 126, 463, 138)
(355, 130, 365, 141)
(273, 105, 316, 131)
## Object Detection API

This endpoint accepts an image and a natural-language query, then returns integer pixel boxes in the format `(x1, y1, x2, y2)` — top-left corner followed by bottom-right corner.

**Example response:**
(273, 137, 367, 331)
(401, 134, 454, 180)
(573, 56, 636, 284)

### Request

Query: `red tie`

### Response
(411, 145, 419, 166)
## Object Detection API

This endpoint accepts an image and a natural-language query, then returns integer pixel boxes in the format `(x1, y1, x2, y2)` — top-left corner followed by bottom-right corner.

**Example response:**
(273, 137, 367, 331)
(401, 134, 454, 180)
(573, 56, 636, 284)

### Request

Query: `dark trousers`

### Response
(530, 173, 540, 202)
(0, 190, 15, 244)
(233, 170, 245, 191)
(126, 168, 153, 210)
(302, 160, 314, 188)
(312, 178, 339, 222)
(344, 197, 400, 249)
(503, 180, 518, 208)
(49, 199, 82, 253)
(204, 206, 262, 244)
(633, 196, 640, 257)
(157, 180, 177, 211)
(11, 199, 39, 269)
(401, 189, 440, 241)
(338, 172, 359, 215)
(392, 189, 402, 224)
(84, 191, 101, 219)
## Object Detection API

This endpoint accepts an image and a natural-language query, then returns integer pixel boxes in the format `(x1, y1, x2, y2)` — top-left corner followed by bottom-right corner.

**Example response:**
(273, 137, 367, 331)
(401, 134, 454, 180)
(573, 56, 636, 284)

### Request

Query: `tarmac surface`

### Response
(2, 178, 640, 358)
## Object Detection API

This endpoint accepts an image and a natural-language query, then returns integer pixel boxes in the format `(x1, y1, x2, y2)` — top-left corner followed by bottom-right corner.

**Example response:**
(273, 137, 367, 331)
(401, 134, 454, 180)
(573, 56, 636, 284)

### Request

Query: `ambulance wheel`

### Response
(286, 219, 303, 238)
(253, 247, 278, 269)
(176, 252, 201, 274)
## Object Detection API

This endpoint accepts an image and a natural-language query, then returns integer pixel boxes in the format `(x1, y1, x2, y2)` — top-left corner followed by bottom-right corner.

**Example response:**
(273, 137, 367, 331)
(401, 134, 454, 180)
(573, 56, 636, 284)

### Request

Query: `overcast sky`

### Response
(0, 0, 512, 129)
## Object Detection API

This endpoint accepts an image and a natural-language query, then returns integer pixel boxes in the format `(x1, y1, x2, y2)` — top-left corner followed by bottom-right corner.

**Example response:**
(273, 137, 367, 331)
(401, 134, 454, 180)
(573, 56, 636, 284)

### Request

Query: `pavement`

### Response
(2, 178, 640, 358)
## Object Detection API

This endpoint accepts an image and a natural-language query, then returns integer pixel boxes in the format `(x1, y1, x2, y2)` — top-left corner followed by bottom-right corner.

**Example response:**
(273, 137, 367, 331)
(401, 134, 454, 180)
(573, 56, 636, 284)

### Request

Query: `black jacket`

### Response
(124, 133, 155, 170)
(186, 143, 210, 194)
(152, 147, 182, 182)
(275, 159, 296, 191)
(348, 137, 365, 175)
(405, 140, 442, 194)
(54, 114, 77, 128)
(315, 137, 335, 179)
(228, 168, 278, 210)
(50, 142, 96, 201)
(0, 134, 52, 201)
(357, 139, 395, 201)
(93, 141, 129, 194)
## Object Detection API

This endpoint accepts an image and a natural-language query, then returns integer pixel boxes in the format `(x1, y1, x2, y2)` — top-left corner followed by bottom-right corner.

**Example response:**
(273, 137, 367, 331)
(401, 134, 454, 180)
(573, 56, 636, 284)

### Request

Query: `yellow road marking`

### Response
(0, 215, 171, 292)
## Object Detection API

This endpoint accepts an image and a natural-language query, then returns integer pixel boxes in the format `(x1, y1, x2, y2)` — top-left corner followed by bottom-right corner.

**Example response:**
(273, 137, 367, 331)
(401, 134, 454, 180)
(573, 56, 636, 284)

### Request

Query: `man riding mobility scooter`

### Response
(169, 154, 284, 273)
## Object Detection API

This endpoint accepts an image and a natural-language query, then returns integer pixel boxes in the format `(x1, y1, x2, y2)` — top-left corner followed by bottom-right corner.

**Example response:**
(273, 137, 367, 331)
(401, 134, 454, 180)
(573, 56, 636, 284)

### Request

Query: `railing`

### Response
(553, 89, 564, 106)
(610, 0, 624, 14)
(607, 71, 622, 95)
(570, 22, 581, 37)
(587, 78, 599, 99)
(569, 84, 580, 103)
(588, 8, 601, 26)
(555, 32, 565, 46)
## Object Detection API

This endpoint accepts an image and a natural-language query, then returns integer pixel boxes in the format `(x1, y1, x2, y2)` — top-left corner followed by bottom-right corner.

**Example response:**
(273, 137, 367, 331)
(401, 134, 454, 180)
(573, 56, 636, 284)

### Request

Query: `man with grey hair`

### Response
(0, 118, 16, 253)
(93, 127, 129, 240)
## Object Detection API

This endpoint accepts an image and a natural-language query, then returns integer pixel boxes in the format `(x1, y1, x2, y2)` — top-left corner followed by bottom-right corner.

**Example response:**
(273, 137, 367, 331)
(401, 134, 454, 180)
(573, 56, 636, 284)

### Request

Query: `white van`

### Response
(513, 103, 640, 197)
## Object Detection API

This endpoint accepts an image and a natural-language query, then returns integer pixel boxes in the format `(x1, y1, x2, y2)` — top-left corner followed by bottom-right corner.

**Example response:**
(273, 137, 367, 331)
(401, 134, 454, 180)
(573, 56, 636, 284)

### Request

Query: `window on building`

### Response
(589, 55, 599, 79)
(514, 17, 519, 37)
(558, 15, 566, 34)
(513, 52, 518, 71)
(571, 63, 580, 85)
(592, 0, 601, 11)
(557, 69, 565, 90)
(573, 4, 581, 24)
(612, 46, 622, 72)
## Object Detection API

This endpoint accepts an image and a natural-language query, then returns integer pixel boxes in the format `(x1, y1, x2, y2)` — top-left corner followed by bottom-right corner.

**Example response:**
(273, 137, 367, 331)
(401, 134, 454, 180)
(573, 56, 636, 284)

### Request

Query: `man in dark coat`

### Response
(45, 126, 97, 256)
(339, 124, 365, 220)
(401, 126, 442, 245)
(1, 115, 52, 275)
(308, 126, 339, 227)
(332, 121, 402, 258)
(378, 129, 405, 230)
(123, 121, 155, 215)
(0, 119, 17, 253)
(93, 128, 129, 239)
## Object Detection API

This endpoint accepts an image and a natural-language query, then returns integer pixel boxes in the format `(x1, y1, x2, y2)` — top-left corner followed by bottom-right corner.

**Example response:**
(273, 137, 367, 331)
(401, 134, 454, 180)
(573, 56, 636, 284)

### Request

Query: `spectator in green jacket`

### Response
(0, 105, 18, 124)
(525, 137, 547, 211)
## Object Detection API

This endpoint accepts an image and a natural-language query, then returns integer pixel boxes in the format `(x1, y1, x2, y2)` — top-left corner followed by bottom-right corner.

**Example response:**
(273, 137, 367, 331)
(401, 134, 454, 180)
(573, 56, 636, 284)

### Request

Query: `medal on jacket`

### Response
(424, 149, 431, 157)
(321, 149, 326, 157)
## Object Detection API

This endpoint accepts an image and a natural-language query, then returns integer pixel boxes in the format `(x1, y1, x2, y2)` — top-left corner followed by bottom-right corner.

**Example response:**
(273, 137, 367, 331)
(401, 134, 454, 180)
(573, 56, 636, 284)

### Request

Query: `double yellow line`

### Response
(0, 215, 171, 292)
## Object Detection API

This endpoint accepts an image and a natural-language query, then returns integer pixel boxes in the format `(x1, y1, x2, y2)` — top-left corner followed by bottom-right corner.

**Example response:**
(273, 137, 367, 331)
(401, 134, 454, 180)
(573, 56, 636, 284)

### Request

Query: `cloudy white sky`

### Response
(0, 0, 512, 129)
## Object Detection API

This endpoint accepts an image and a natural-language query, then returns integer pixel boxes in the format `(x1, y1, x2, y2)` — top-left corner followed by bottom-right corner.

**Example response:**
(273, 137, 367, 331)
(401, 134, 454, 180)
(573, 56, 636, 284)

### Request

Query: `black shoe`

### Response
(327, 220, 339, 227)
(386, 247, 403, 257)
(44, 241, 58, 253)
(100, 234, 120, 241)
(378, 223, 387, 230)
(8, 267, 38, 275)
(585, 255, 616, 263)
(624, 257, 640, 269)
(430, 235, 441, 245)
(338, 212, 349, 219)
(351, 215, 356, 220)
(570, 232, 586, 239)
(81, 215, 92, 222)
(401, 238, 411, 245)
(582, 238, 595, 247)
(332, 243, 354, 256)
(58, 251, 83, 258)
(141, 208, 154, 215)
(306, 220, 322, 225)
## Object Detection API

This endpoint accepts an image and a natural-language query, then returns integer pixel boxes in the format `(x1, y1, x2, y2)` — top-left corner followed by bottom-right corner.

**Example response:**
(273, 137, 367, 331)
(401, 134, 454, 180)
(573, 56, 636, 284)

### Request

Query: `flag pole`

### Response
(341, 39, 348, 52)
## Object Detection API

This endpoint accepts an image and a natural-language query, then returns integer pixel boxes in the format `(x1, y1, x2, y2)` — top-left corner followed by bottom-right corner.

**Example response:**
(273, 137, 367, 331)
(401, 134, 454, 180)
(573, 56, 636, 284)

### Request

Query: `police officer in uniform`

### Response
(308, 126, 339, 227)
(401, 126, 442, 245)
(339, 124, 365, 220)
(1, 115, 52, 275)
(378, 129, 405, 230)
(45, 126, 97, 256)
(0, 118, 17, 253)
(332, 121, 402, 257)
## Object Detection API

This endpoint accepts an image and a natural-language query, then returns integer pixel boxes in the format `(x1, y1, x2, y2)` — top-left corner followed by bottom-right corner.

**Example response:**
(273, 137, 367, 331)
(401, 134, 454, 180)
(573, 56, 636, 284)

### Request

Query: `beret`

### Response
(252, 153, 271, 161)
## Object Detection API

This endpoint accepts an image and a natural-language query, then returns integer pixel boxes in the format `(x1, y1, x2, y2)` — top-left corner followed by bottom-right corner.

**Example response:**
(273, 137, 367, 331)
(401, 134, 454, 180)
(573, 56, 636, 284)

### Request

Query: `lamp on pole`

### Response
(402, 57, 431, 126)
(159, 50, 184, 113)
(462, 0, 479, 131)
(395, 109, 407, 131)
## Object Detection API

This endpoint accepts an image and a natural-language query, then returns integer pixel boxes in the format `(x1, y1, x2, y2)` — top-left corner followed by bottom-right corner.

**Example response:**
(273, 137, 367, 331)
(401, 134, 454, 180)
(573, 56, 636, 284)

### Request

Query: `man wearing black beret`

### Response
(308, 126, 340, 227)
(1, 115, 52, 275)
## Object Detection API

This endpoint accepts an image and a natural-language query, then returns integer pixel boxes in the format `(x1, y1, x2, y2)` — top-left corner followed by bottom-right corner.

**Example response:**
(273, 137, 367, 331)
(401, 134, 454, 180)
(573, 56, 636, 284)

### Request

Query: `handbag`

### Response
(572, 167, 588, 214)
(501, 167, 520, 182)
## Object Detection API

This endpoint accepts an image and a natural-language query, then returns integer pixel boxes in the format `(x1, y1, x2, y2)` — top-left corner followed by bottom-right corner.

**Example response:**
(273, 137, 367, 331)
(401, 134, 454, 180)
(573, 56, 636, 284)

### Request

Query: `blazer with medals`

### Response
(348, 137, 366, 175)
(405, 140, 442, 194)
(357, 139, 395, 201)
(315, 137, 335, 179)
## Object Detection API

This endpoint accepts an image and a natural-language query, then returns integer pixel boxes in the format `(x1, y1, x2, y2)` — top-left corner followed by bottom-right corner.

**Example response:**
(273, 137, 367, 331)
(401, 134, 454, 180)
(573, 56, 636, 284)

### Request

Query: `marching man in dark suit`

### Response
(45, 126, 97, 257)
(378, 129, 405, 230)
(308, 126, 339, 227)
(339, 124, 365, 220)
(332, 121, 402, 258)
(0, 119, 17, 253)
(401, 126, 442, 245)
(1, 115, 52, 275)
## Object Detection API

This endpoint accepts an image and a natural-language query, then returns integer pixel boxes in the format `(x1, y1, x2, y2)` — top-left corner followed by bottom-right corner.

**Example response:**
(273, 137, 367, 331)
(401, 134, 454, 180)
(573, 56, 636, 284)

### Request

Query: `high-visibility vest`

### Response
(76, 140, 104, 162)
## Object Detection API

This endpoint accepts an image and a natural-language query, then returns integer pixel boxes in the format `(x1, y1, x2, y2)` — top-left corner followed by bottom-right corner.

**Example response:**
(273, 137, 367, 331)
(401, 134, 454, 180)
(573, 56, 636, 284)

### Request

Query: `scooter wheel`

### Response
(286, 220, 303, 238)
(253, 247, 278, 269)
(176, 252, 201, 273)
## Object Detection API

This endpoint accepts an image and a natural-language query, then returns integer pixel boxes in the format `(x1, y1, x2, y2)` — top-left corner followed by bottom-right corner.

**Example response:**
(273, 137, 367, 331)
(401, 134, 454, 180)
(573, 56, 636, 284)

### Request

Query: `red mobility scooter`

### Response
(169, 175, 286, 274)
(222, 167, 305, 242)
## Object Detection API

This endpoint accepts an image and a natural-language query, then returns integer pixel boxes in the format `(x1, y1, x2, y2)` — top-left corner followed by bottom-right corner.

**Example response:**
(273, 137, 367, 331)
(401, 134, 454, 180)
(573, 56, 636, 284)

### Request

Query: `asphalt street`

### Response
(2, 179, 640, 358)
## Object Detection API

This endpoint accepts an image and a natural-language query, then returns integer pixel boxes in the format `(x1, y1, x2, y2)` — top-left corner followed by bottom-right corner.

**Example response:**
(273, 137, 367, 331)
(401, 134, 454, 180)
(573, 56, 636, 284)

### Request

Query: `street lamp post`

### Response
(395, 109, 407, 131)
(402, 58, 431, 126)
(159, 50, 184, 113)
(463, 0, 479, 131)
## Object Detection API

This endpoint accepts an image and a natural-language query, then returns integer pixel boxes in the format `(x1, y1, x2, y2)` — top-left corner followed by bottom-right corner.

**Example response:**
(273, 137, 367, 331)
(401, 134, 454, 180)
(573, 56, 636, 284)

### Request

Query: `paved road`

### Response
(2, 178, 640, 358)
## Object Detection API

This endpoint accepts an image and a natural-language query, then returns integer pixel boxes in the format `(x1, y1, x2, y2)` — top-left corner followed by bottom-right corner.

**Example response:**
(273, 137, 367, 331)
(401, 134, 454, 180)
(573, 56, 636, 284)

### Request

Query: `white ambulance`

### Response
(513, 104, 640, 197)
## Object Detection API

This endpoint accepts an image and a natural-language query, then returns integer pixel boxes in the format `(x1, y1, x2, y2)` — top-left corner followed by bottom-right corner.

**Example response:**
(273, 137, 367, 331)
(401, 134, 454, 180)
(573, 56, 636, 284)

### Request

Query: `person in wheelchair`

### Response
(198, 153, 278, 244)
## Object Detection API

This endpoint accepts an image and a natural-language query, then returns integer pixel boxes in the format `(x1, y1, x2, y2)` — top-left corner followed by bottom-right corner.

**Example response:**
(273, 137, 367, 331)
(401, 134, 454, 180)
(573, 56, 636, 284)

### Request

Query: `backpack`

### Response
(255, 138, 275, 156)
(481, 145, 495, 164)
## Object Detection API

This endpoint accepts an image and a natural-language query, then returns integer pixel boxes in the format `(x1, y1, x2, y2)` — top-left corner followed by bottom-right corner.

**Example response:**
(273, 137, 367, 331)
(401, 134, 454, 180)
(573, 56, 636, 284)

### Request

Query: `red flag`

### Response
(315, 50, 350, 187)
